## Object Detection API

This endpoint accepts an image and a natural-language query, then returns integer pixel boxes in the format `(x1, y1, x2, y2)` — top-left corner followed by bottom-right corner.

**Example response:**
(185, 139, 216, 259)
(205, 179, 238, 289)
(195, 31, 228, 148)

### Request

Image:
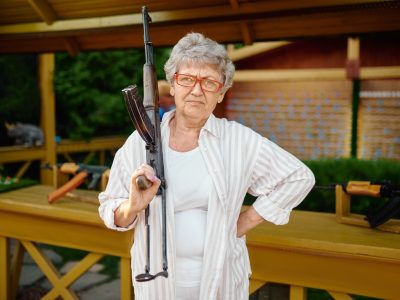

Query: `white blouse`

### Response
(166, 146, 210, 288)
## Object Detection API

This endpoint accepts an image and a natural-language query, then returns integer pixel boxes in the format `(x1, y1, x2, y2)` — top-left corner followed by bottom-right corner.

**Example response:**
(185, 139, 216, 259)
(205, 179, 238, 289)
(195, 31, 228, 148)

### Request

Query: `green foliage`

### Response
(0, 54, 40, 146)
(245, 158, 400, 217)
(54, 47, 171, 140)
(55, 50, 138, 140)
(300, 158, 400, 214)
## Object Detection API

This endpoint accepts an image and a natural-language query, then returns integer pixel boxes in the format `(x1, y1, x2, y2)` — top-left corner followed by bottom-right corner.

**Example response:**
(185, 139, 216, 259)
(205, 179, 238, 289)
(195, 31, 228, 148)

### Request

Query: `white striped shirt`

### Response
(98, 110, 315, 300)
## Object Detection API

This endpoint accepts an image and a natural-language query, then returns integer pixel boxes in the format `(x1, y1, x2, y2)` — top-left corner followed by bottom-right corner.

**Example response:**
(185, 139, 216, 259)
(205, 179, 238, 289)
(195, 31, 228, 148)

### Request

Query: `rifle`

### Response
(121, 6, 168, 282)
(315, 181, 400, 229)
(44, 163, 109, 204)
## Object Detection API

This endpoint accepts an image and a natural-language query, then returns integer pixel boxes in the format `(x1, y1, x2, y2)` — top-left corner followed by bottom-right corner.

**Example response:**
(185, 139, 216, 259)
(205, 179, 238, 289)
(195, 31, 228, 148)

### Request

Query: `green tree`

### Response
(0, 54, 40, 146)
(54, 47, 171, 140)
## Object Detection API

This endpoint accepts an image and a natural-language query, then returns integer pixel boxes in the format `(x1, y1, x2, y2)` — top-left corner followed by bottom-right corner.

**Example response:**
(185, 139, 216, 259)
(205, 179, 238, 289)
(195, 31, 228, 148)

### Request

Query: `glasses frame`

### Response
(174, 73, 224, 93)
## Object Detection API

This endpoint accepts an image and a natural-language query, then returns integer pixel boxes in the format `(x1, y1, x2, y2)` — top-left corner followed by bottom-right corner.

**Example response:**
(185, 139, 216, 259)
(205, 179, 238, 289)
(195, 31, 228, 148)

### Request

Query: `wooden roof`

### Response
(1, 0, 400, 54)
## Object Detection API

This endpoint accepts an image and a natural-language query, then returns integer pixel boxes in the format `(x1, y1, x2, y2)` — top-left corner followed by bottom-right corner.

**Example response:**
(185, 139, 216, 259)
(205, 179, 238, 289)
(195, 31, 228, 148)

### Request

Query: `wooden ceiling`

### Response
(0, 0, 400, 54)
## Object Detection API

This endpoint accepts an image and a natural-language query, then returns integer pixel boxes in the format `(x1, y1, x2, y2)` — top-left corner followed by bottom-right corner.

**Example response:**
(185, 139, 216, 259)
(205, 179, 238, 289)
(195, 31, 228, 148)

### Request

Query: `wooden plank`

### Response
(360, 66, 400, 79)
(229, 41, 290, 61)
(27, 0, 57, 24)
(0, 146, 45, 163)
(234, 69, 347, 81)
(56, 136, 126, 153)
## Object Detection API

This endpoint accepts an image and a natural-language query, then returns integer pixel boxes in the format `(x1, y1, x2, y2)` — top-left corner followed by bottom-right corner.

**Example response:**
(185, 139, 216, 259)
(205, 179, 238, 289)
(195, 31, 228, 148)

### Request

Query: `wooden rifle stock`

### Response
(48, 172, 88, 203)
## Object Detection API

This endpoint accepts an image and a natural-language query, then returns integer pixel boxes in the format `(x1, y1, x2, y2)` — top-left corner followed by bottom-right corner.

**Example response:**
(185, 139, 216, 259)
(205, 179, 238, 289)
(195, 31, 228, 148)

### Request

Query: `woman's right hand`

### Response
(128, 164, 161, 214)
(114, 164, 161, 228)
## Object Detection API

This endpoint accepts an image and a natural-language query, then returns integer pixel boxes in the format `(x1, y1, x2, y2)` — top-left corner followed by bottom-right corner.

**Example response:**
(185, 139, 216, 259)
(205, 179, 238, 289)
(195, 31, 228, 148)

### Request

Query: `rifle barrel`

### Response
(142, 6, 153, 65)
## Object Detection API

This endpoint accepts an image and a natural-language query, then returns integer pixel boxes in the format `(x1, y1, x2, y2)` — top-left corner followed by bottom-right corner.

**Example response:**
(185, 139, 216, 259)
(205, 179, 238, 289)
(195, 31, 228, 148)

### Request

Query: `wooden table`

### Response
(0, 185, 133, 300)
(247, 210, 400, 299)
(1, 186, 399, 300)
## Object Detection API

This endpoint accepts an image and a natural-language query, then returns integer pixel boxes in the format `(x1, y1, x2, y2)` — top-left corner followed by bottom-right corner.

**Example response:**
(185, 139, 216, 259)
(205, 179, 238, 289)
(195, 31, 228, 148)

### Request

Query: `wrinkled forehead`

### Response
(177, 61, 222, 80)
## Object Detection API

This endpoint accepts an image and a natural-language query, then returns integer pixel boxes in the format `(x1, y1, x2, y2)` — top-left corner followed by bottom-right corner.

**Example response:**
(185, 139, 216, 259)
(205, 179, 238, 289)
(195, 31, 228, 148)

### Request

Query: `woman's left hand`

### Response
(236, 206, 264, 238)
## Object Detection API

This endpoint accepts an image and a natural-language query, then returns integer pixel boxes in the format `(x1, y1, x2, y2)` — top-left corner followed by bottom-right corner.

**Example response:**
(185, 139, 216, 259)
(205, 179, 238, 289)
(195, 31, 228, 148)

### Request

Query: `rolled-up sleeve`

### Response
(98, 149, 137, 231)
(249, 138, 315, 225)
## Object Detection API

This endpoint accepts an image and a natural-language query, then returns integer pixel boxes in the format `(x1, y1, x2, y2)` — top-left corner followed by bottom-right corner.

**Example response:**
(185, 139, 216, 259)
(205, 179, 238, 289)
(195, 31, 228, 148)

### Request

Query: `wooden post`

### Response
(0, 236, 10, 300)
(39, 53, 57, 185)
(347, 38, 360, 158)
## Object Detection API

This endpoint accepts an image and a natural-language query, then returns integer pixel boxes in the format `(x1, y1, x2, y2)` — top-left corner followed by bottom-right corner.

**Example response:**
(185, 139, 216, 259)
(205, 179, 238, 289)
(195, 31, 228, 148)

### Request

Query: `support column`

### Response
(346, 38, 360, 158)
(39, 53, 57, 185)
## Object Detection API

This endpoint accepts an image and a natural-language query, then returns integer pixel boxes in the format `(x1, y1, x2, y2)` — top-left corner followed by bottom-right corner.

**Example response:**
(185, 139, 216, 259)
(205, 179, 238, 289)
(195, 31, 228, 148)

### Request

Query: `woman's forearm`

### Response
(114, 199, 139, 228)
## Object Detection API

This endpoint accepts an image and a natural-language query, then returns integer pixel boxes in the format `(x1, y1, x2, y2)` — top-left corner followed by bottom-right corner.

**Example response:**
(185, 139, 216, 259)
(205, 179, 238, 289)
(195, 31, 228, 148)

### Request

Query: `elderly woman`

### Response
(99, 32, 315, 300)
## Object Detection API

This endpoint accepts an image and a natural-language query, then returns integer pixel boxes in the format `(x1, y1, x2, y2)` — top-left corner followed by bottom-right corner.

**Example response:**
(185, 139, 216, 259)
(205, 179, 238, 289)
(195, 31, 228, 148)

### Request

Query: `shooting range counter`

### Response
(0, 186, 399, 299)
(0, 185, 133, 300)
(246, 208, 400, 299)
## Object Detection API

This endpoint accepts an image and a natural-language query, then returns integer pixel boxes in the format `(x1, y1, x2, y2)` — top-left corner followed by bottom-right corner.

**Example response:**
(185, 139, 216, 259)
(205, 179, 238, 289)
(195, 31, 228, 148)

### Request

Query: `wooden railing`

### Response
(0, 136, 126, 184)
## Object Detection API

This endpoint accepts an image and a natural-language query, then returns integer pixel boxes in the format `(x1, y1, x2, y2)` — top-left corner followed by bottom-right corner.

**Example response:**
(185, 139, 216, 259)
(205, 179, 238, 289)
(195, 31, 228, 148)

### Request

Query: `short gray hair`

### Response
(164, 32, 235, 93)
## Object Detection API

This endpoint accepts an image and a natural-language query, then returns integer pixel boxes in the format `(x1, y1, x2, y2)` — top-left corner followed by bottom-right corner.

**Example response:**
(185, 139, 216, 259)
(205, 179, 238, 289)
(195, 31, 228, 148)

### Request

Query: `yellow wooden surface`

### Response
(246, 210, 400, 299)
(0, 185, 133, 300)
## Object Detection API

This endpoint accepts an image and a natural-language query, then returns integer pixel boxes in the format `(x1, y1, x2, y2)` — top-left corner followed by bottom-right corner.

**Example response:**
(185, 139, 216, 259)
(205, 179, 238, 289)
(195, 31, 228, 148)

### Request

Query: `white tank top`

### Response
(167, 146, 210, 288)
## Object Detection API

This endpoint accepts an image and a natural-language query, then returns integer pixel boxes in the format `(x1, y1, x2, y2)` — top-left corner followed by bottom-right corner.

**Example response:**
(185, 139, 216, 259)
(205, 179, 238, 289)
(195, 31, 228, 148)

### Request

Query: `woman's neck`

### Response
(168, 115, 205, 152)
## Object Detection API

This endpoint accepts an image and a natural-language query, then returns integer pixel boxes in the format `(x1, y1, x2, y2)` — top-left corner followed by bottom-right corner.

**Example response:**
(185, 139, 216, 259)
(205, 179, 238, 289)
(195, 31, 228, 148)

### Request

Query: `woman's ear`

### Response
(217, 92, 226, 103)
(170, 86, 175, 96)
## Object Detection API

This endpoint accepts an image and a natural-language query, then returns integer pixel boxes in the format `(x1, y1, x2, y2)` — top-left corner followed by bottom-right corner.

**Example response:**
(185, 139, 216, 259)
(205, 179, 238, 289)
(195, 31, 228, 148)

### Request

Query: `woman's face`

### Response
(170, 64, 226, 123)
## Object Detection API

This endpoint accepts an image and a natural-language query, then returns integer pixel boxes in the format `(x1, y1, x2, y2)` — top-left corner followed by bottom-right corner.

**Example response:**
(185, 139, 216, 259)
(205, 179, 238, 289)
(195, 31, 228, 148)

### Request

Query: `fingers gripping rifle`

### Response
(121, 6, 168, 282)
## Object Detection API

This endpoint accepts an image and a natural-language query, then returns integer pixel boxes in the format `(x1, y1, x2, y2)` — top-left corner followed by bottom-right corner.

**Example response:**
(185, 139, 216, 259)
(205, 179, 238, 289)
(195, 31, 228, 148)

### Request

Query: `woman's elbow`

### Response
(304, 167, 316, 190)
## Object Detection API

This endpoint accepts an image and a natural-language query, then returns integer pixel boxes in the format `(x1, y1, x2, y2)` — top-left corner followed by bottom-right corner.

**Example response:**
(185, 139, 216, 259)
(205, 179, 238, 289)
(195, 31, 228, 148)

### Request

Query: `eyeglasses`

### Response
(174, 73, 223, 93)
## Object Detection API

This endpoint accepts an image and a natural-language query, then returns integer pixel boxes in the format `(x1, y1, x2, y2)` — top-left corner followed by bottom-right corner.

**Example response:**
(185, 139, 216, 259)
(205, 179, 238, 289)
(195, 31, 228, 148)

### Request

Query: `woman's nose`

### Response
(191, 81, 203, 94)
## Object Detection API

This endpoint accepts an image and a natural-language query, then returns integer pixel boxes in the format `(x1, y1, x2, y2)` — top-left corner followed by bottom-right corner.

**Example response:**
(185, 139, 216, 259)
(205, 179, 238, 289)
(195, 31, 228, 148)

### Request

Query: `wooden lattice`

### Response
(226, 81, 352, 159)
(358, 79, 400, 160)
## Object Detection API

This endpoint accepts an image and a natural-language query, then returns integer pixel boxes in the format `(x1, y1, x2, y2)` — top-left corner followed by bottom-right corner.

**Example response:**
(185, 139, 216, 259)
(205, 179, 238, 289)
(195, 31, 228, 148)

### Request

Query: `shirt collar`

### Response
(162, 110, 220, 138)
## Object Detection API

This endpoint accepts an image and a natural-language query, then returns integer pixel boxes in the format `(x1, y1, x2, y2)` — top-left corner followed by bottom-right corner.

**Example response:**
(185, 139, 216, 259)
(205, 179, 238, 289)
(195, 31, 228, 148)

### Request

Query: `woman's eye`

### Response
(204, 80, 216, 88)
(181, 76, 194, 83)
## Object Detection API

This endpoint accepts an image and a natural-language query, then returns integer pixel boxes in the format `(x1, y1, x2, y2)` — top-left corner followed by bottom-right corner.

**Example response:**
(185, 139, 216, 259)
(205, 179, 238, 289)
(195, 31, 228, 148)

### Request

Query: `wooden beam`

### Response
(228, 41, 290, 61)
(240, 22, 253, 45)
(0, 1, 392, 35)
(0, 147, 45, 163)
(360, 66, 400, 79)
(64, 37, 81, 56)
(234, 69, 347, 81)
(27, 0, 57, 25)
(234, 66, 400, 82)
(346, 37, 360, 79)
(347, 37, 360, 60)
(229, 0, 240, 10)
(39, 53, 56, 185)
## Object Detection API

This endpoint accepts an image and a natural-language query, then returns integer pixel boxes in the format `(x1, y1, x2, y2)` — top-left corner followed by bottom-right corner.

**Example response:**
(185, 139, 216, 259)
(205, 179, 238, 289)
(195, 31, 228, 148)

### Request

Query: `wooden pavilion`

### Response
(0, 2, 400, 299)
